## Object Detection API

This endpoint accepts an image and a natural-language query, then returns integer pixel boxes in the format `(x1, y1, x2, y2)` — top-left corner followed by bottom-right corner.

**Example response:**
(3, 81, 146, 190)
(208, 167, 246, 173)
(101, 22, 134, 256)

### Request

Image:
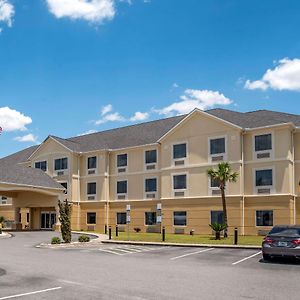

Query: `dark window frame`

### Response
(87, 182, 97, 195)
(87, 156, 97, 169)
(117, 154, 128, 167)
(87, 212, 97, 224)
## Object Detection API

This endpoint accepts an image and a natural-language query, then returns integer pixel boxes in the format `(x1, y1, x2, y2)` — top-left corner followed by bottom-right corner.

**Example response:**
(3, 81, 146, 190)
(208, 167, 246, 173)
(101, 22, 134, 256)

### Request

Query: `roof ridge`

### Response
(246, 109, 300, 117)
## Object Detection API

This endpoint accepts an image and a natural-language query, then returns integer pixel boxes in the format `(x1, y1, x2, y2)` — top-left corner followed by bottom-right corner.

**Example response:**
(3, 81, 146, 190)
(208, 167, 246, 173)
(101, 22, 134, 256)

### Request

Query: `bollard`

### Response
(162, 226, 166, 242)
(104, 224, 107, 235)
(109, 226, 112, 240)
(234, 227, 238, 245)
(116, 225, 119, 237)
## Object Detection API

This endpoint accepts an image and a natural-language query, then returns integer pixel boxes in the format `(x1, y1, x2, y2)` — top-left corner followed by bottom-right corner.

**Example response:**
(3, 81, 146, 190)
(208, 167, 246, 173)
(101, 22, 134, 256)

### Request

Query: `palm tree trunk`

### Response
(220, 186, 228, 238)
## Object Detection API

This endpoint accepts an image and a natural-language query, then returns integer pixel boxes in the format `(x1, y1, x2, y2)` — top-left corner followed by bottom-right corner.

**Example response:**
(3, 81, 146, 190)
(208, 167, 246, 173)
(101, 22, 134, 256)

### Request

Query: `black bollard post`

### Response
(234, 227, 238, 245)
(162, 226, 166, 242)
(109, 226, 112, 240)
(116, 225, 119, 237)
(104, 224, 107, 234)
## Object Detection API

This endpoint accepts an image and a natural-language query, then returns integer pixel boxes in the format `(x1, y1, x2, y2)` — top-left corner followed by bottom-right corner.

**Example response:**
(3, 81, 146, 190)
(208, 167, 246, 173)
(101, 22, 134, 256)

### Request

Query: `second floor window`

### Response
(173, 143, 186, 159)
(145, 150, 157, 164)
(210, 138, 225, 155)
(255, 169, 273, 187)
(88, 156, 97, 169)
(255, 134, 272, 152)
(35, 161, 47, 172)
(145, 178, 157, 192)
(87, 182, 97, 195)
(210, 177, 220, 188)
(54, 157, 68, 170)
(173, 174, 187, 190)
(117, 154, 127, 167)
(117, 180, 127, 194)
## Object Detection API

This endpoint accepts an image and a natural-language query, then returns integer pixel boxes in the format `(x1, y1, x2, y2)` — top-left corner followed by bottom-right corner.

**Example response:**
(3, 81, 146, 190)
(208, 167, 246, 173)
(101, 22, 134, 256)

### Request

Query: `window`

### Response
(211, 211, 224, 224)
(117, 154, 127, 167)
(173, 174, 187, 190)
(87, 156, 97, 169)
(145, 150, 157, 164)
(174, 211, 187, 226)
(117, 180, 127, 194)
(26, 213, 30, 223)
(173, 143, 187, 159)
(145, 178, 157, 192)
(210, 177, 220, 188)
(60, 182, 68, 193)
(1, 196, 7, 205)
(117, 212, 127, 225)
(255, 169, 273, 187)
(145, 212, 157, 225)
(255, 134, 272, 152)
(87, 212, 96, 224)
(35, 161, 47, 172)
(256, 210, 273, 226)
(87, 182, 96, 195)
(54, 158, 68, 170)
(210, 138, 225, 155)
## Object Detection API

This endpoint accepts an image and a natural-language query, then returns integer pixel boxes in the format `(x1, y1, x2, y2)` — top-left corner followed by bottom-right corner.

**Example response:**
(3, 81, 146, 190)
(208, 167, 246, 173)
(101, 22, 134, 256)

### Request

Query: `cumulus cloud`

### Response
(0, 0, 14, 27)
(78, 129, 97, 136)
(101, 103, 113, 116)
(14, 134, 38, 143)
(244, 58, 300, 91)
(95, 112, 125, 124)
(46, 0, 115, 23)
(156, 89, 232, 115)
(0, 107, 32, 132)
(129, 111, 149, 122)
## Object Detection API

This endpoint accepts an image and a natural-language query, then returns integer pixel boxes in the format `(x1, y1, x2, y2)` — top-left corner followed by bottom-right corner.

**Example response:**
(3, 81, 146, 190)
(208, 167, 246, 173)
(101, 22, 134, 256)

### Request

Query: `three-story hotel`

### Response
(1, 108, 300, 235)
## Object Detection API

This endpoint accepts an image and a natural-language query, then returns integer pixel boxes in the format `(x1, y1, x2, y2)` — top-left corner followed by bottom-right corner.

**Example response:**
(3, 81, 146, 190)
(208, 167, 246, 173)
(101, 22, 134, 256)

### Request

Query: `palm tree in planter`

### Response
(207, 162, 238, 238)
(209, 223, 227, 240)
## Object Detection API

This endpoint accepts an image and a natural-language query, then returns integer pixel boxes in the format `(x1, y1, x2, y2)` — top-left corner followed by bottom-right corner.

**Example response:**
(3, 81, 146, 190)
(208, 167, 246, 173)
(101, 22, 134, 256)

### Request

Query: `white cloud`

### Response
(46, 0, 115, 23)
(0, 107, 32, 132)
(172, 83, 179, 88)
(14, 134, 38, 143)
(95, 112, 125, 124)
(101, 103, 113, 115)
(0, 0, 14, 27)
(130, 111, 149, 122)
(156, 89, 232, 115)
(244, 58, 300, 91)
(78, 129, 97, 136)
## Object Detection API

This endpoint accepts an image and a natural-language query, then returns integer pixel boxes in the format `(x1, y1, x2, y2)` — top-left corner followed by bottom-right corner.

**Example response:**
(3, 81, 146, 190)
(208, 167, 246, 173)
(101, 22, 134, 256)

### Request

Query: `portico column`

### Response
(14, 207, 21, 230)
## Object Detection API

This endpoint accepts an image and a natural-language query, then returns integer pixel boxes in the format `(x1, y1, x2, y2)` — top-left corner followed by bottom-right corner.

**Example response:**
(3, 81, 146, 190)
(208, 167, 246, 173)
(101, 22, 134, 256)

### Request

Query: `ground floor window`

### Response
(87, 212, 96, 224)
(211, 211, 224, 224)
(173, 211, 187, 226)
(117, 212, 127, 225)
(145, 212, 157, 225)
(256, 210, 273, 226)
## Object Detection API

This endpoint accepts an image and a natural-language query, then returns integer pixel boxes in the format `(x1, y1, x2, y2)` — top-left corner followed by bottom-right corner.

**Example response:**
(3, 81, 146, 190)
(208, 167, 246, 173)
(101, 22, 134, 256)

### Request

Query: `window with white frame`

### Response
(54, 157, 68, 171)
(255, 134, 272, 152)
(87, 182, 97, 195)
(209, 137, 226, 158)
(87, 156, 97, 170)
(145, 212, 157, 225)
(211, 211, 224, 224)
(173, 143, 187, 160)
(117, 212, 127, 225)
(255, 169, 273, 187)
(256, 210, 273, 226)
(173, 211, 187, 226)
(173, 174, 187, 190)
(35, 161, 47, 172)
(145, 150, 157, 164)
(117, 154, 127, 167)
(117, 180, 127, 194)
(1, 196, 7, 205)
(87, 212, 96, 224)
(145, 178, 157, 192)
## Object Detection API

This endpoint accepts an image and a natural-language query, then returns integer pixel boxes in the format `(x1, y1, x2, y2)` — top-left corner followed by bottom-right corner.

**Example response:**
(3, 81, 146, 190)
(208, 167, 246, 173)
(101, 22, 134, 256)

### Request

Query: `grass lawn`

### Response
(112, 232, 263, 246)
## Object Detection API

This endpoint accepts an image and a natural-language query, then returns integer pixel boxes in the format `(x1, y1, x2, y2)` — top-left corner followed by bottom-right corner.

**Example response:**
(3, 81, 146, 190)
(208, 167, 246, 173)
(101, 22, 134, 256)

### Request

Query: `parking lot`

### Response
(0, 232, 300, 299)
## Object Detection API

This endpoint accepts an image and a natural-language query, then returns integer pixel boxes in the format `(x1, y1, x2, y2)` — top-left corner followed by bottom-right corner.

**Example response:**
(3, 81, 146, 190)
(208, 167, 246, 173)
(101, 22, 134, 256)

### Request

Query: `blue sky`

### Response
(1, 0, 300, 157)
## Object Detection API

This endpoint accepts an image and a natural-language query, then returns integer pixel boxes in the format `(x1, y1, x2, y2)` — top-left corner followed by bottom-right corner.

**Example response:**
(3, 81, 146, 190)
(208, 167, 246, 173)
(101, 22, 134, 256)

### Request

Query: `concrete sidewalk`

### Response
(102, 239, 261, 250)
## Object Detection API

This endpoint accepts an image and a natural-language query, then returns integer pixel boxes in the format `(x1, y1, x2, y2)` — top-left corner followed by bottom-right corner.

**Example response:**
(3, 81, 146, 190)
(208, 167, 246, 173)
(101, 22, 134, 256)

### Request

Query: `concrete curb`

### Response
(102, 240, 261, 250)
(36, 231, 108, 249)
(0, 232, 12, 239)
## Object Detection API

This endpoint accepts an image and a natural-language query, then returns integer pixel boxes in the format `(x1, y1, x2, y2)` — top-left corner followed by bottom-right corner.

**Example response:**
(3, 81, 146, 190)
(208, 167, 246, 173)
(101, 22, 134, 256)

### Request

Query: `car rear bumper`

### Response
(262, 246, 300, 257)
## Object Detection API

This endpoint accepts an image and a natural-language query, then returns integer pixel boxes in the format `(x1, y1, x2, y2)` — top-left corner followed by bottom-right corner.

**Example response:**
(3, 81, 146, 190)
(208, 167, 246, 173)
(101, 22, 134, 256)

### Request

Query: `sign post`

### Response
(126, 204, 131, 241)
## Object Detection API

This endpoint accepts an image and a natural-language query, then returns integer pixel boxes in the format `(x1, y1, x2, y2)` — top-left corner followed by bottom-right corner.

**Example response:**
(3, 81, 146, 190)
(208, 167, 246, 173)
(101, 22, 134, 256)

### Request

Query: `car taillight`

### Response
(291, 239, 300, 246)
(263, 237, 274, 244)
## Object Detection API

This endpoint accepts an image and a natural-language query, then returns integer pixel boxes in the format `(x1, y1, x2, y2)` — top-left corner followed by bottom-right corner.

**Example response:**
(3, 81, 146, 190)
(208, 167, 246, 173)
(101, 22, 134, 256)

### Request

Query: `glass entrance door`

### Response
(41, 212, 56, 229)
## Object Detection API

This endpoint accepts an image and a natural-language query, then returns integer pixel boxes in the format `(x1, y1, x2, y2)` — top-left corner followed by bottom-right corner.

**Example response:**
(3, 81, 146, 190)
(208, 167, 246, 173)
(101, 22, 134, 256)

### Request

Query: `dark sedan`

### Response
(262, 225, 300, 261)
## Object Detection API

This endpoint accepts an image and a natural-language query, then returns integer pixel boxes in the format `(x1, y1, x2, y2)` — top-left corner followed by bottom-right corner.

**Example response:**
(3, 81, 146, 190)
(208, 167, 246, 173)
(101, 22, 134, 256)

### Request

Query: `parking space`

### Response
(1, 232, 300, 299)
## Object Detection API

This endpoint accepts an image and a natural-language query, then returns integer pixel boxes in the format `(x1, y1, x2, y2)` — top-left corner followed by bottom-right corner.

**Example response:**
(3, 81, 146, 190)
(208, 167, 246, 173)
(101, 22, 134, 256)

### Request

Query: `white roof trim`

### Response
(243, 122, 295, 132)
(0, 181, 64, 193)
(157, 108, 242, 143)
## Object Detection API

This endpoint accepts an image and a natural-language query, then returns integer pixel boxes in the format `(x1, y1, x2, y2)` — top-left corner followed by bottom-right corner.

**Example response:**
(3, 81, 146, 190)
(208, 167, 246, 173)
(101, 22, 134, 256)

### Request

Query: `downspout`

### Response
(292, 130, 296, 225)
(241, 131, 245, 236)
(77, 153, 81, 230)
(105, 151, 110, 231)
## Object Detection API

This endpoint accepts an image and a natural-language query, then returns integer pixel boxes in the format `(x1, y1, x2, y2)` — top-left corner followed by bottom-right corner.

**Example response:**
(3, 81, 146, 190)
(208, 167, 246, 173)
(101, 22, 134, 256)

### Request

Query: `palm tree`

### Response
(207, 162, 238, 238)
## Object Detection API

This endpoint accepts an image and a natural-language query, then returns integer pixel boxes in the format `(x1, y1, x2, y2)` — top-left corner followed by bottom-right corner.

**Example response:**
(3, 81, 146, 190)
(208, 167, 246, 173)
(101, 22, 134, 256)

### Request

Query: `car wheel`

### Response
(263, 254, 271, 261)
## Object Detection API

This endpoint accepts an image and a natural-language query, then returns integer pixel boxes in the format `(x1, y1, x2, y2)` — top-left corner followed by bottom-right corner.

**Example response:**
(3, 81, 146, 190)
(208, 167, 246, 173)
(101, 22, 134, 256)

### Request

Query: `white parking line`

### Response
(98, 249, 123, 255)
(0, 287, 62, 300)
(232, 251, 261, 265)
(170, 248, 214, 260)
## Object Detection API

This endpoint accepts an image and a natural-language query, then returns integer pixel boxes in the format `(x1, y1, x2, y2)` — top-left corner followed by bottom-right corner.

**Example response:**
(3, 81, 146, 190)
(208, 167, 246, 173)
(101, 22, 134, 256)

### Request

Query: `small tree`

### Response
(0, 216, 5, 234)
(209, 223, 228, 240)
(207, 162, 238, 238)
(58, 199, 72, 243)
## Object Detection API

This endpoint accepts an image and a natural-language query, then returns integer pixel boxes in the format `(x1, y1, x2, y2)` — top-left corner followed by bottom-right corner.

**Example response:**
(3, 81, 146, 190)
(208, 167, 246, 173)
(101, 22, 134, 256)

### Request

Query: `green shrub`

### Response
(209, 223, 228, 240)
(51, 236, 61, 244)
(78, 235, 90, 243)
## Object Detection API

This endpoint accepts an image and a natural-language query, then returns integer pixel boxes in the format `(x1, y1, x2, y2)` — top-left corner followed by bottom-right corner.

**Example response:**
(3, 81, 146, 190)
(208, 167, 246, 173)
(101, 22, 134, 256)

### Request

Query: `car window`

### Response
(269, 227, 300, 237)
